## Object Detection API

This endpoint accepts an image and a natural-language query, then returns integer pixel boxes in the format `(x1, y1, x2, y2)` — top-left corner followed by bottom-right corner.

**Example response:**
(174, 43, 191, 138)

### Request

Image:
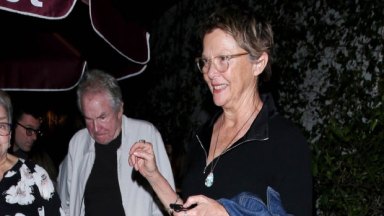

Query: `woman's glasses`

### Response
(195, 52, 248, 73)
(0, 123, 12, 136)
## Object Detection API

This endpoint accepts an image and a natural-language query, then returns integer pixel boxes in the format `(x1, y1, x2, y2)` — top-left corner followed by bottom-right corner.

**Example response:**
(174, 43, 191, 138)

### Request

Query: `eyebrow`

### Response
(84, 112, 108, 120)
(18, 123, 40, 130)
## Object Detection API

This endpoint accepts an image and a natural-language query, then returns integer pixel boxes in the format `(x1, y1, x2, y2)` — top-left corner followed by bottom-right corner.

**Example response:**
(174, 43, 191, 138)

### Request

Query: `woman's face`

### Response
(0, 105, 11, 158)
(202, 28, 258, 109)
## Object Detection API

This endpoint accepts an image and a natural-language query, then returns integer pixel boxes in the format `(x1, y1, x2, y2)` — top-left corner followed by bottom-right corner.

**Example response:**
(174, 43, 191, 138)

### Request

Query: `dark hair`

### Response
(197, 4, 274, 82)
(13, 103, 43, 124)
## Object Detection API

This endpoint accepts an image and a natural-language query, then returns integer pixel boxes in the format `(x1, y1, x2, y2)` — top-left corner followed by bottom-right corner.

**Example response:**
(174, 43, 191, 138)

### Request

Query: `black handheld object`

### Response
(169, 203, 197, 212)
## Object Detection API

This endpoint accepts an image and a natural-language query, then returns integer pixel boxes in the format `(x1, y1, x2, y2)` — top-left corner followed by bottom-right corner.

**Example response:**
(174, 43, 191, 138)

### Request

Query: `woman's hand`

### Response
(128, 140, 159, 179)
(173, 195, 229, 216)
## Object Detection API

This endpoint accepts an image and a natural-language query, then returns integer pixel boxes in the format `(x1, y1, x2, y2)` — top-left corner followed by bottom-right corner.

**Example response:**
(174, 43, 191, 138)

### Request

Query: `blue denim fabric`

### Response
(218, 187, 292, 216)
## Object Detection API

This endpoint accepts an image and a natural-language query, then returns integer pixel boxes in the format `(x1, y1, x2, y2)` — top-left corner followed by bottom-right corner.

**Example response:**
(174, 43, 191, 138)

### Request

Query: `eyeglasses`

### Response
(0, 123, 12, 136)
(17, 122, 43, 137)
(195, 52, 249, 73)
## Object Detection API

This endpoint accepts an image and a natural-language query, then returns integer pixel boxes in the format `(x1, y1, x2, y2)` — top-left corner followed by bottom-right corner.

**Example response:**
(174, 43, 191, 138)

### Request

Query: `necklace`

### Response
(204, 101, 261, 187)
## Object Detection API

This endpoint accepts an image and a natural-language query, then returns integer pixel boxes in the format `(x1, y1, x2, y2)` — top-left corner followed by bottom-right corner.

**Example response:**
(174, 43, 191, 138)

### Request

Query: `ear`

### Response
(119, 103, 124, 117)
(252, 52, 268, 76)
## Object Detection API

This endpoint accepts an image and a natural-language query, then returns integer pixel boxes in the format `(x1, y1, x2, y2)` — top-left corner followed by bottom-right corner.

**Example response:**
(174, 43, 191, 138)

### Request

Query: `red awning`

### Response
(0, 0, 149, 91)
(0, 31, 86, 91)
(0, 0, 77, 19)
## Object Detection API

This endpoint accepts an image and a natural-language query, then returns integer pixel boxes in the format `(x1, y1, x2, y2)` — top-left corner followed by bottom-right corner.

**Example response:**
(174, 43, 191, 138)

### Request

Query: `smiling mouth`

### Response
(213, 84, 227, 90)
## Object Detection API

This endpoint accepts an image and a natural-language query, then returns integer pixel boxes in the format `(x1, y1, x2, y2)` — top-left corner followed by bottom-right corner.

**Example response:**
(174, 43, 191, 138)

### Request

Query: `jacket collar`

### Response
(195, 93, 277, 152)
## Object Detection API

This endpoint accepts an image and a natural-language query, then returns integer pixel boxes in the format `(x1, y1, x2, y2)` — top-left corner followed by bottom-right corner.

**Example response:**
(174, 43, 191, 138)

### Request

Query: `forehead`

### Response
(203, 28, 239, 54)
(19, 113, 41, 127)
(0, 105, 8, 121)
(81, 91, 114, 117)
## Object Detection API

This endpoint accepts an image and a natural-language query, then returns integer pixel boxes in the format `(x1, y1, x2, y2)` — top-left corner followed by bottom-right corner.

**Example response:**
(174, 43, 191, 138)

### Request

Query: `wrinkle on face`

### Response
(202, 29, 257, 110)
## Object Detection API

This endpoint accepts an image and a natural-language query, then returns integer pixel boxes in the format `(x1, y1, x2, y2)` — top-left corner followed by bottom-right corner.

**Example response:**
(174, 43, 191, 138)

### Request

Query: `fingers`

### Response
(184, 195, 227, 216)
(129, 140, 152, 155)
(128, 139, 159, 178)
(183, 195, 201, 207)
(128, 140, 153, 167)
(173, 211, 191, 216)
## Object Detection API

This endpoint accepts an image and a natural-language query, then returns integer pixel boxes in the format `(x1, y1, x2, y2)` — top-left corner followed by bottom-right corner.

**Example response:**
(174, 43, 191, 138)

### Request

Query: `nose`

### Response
(206, 61, 220, 78)
(30, 132, 38, 141)
(93, 120, 99, 132)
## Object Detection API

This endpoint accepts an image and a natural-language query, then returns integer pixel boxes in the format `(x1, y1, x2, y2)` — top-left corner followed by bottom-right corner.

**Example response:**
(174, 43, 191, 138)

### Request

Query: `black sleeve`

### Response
(274, 122, 313, 216)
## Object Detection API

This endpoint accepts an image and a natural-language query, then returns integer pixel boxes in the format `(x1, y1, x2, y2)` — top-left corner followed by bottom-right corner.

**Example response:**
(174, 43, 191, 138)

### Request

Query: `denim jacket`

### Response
(218, 187, 292, 216)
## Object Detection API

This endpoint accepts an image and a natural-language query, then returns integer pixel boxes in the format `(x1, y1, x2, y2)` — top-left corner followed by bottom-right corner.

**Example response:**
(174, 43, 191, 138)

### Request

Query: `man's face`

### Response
(14, 113, 41, 152)
(81, 91, 123, 145)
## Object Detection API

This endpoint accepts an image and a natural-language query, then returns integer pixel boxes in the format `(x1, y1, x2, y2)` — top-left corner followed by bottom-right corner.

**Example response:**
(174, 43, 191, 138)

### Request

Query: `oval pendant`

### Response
(205, 172, 214, 187)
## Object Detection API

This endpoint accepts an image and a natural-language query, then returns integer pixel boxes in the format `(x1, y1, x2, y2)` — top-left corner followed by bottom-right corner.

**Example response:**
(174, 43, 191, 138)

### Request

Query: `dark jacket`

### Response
(182, 94, 312, 216)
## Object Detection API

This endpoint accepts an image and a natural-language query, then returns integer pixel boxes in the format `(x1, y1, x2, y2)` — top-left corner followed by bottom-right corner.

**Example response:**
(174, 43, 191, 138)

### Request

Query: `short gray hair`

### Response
(76, 69, 123, 113)
(198, 4, 274, 82)
(0, 90, 13, 124)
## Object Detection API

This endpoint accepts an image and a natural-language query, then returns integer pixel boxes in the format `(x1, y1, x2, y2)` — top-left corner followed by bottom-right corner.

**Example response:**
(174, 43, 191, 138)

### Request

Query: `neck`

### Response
(222, 97, 262, 128)
(0, 153, 17, 174)
(12, 144, 19, 152)
(209, 97, 262, 161)
(0, 154, 7, 166)
(0, 153, 10, 177)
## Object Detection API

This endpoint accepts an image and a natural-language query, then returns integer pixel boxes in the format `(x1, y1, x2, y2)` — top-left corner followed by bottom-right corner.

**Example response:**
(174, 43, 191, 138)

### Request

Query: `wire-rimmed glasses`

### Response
(195, 52, 249, 73)
(0, 122, 12, 136)
(17, 122, 43, 137)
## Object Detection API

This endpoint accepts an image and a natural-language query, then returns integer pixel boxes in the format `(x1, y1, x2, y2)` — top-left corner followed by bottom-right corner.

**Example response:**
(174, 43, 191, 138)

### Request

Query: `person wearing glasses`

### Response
(129, 4, 312, 216)
(0, 90, 64, 215)
(8, 103, 58, 184)
(57, 69, 175, 216)
(10, 105, 43, 159)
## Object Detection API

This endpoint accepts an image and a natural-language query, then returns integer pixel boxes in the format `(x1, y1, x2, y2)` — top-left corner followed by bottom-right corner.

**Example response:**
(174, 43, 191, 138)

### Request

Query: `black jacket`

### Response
(182, 94, 312, 216)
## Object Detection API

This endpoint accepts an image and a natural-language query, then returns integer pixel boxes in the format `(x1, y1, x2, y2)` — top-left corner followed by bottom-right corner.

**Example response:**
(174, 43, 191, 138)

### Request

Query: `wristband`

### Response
(167, 195, 180, 215)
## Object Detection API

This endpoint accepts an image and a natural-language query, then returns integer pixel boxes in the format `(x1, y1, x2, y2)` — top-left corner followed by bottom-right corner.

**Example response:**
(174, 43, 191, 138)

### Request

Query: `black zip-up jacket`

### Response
(181, 94, 312, 216)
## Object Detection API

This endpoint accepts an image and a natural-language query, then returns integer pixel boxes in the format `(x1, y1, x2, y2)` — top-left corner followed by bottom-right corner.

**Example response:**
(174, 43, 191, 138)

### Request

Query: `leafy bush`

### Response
(312, 97, 384, 215)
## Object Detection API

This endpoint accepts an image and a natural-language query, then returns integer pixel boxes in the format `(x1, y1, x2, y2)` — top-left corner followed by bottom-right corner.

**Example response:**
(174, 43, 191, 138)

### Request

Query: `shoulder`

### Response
(22, 160, 57, 200)
(267, 114, 309, 156)
(70, 127, 90, 140)
(121, 116, 166, 151)
(19, 158, 36, 170)
(122, 115, 159, 134)
(67, 127, 92, 150)
(20, 159, 49, 175)
(270, 114, 302, 132)
(262, 93, 307, 144)
(270, 114, 306, 139)
(123, 115, 156, 128)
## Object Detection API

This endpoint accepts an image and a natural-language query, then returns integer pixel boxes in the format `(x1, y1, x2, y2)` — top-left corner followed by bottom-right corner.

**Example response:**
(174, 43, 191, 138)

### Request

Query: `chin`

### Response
(212, 98, 225, 107)
(95, 137, 112, 145)
(95, 139, 108, 145)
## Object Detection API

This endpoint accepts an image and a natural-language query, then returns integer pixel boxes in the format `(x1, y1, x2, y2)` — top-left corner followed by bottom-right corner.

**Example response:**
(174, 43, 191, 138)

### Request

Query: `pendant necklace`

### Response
(204, 101, 260, 187)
